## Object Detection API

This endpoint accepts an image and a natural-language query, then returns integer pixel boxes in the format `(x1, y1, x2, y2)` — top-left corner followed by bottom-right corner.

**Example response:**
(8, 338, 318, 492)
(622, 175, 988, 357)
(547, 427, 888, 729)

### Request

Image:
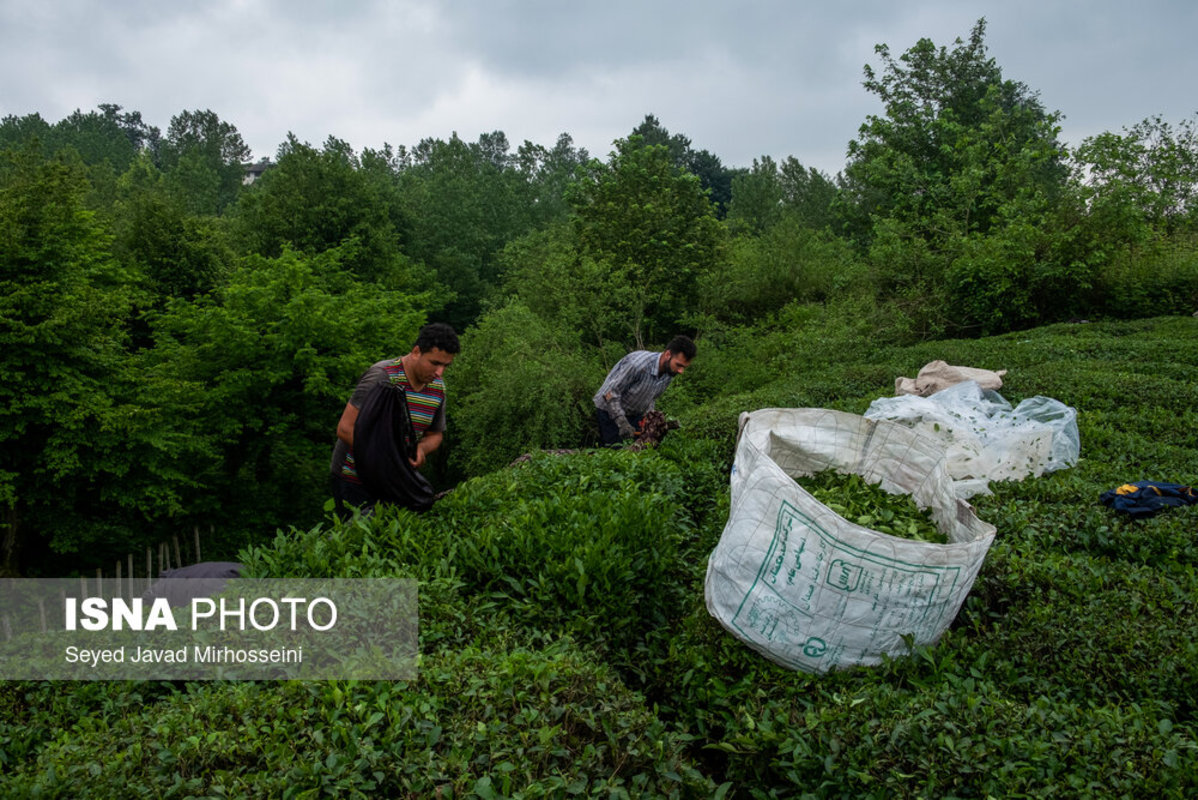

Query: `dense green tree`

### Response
(630, 114, 736, 213)
(397, 132, 535, 328)
(0, 104, 159, 179)
(1076, 114, 1198, 237)
(159, 109, 250, 214)
(499, 224, 623, 353)
(358, 142, 412, 237)
(0, 113, 52, 151)
(630, 115, 693, 167)
(1, 106, 160, 217)
(685, 149, 737, 213)
(0, 143, 136, 574)
(161, 109, 250, 169)
(702, 217, 864, 323)
(839, 19, 1067, 247)
(515, 133, 590, 227)
(727, 156, 784, 235)
(1072, 115, 1198, 318)
(727, 156, 835, 235)
(568, 136, 724, 347)
(53, 105, 158, 172)
(779, 156, 838, 230)
(112, 152, 233, 302)
(942, 192, 1094, 335)
(834, 19, 1087, 336)
(231, 135, 421, 288)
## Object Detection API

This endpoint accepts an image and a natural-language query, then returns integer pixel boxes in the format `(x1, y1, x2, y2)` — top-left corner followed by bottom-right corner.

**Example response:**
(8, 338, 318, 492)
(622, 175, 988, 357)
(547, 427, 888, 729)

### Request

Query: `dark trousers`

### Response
(595, 408, 643, 446)
(332, 476, 376, 522)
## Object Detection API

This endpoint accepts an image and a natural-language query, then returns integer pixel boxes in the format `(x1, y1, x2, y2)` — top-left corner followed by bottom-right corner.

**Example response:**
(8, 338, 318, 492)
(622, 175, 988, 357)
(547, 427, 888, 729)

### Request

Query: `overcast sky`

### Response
(3, 1, 1196, 176)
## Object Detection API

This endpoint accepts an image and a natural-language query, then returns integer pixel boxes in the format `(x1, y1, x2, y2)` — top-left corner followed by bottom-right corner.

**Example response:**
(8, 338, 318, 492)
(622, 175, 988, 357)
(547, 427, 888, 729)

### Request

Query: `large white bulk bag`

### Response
(704, 408, 996, 673)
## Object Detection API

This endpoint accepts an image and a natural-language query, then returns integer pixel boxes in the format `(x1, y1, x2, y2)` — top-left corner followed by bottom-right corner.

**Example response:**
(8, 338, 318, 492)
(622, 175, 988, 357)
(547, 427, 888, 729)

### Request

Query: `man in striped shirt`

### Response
(593, 335, 696, 446)
(330, 323, 460, 519)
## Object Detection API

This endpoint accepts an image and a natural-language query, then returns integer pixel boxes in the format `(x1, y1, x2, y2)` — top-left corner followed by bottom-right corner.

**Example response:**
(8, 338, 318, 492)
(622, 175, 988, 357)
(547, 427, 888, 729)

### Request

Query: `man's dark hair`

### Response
(665, 334, 696, 360)
(414, 322, 461, 354)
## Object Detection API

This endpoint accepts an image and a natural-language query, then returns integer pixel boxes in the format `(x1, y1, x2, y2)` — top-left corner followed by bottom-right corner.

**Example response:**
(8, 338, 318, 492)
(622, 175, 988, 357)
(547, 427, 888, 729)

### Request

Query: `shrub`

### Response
(448, 301, 604, 477)
(2, 646, 711, 798)
(701, 219, 866, 322)
(1089, 235, 1198, 319)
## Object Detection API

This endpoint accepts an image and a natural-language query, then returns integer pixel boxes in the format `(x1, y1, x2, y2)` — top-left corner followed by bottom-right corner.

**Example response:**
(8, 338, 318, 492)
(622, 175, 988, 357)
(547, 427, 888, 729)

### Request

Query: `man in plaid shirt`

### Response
(592, 335, 695, 446)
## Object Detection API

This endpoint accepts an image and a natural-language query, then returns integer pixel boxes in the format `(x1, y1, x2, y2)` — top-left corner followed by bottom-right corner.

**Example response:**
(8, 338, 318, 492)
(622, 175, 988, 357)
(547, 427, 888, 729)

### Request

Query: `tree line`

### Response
(2, 18, 1196, 576)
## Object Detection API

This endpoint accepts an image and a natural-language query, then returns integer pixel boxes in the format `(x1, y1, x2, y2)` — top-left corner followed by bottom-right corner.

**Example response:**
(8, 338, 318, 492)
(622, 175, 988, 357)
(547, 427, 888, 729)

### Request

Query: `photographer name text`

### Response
(64, 645, 304, 665)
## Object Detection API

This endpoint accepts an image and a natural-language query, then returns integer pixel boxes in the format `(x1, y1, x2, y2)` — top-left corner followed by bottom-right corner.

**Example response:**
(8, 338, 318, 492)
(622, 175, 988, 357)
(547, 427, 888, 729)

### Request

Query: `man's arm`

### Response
(599, 390, 637, 438)
(336, 402, 359, 447)
(597, 355, 645, 438)
(411, 430, 442, 468)
(337, 364, 390, 447)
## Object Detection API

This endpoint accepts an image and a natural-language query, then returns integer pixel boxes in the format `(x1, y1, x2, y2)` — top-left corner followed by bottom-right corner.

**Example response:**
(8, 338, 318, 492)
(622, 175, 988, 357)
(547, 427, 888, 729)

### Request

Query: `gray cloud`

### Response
(2, 0, 1195, 176)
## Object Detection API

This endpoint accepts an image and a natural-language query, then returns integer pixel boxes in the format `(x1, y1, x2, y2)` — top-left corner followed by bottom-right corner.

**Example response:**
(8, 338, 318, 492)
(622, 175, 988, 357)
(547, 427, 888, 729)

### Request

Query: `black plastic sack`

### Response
(352, 381, 436, 513)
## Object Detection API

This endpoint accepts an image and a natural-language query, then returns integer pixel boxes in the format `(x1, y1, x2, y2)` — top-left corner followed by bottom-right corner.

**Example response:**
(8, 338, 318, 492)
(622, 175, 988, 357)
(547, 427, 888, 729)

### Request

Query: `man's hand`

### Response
(409, 430, 442, 468)
(408, 444, 426, 469)
(617, 417, 637, 439)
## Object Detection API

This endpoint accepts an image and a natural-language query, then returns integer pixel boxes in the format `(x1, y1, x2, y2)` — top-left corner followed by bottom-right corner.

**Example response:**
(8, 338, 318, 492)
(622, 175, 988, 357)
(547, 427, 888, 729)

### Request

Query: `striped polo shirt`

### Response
(332, 358, 446, 483)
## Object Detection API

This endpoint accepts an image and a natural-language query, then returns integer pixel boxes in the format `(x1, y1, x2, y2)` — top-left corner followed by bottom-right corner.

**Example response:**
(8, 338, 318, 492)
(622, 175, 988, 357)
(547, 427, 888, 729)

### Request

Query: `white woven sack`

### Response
(704, 408, 996, 674)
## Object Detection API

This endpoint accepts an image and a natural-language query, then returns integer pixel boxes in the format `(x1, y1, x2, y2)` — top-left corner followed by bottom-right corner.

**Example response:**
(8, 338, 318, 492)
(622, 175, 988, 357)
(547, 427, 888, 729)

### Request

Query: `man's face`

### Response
(408, 346, 455, 385)
(663, 351, 691, 376)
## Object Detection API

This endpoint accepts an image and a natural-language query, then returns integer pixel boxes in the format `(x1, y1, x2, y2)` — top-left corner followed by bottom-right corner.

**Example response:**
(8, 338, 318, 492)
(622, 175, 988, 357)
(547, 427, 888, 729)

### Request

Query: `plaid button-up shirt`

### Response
(592, 350, 673, 422)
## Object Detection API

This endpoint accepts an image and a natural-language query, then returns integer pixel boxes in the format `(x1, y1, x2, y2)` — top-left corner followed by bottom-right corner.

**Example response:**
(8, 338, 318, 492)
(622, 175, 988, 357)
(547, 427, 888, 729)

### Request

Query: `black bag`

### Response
(352, 381, 436, 512)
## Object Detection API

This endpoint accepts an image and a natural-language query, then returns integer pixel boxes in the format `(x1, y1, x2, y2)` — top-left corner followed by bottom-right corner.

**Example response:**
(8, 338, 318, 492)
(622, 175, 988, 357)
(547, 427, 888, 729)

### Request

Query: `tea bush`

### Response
(4, 315, 1198, 797)
(2, 646, 710, 798)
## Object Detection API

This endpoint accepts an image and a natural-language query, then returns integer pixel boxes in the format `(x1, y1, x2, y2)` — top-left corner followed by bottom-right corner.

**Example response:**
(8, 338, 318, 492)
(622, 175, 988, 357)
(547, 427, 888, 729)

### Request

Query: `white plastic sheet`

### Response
(864, 381, 1080, 499)
(704, 408, 996, 674)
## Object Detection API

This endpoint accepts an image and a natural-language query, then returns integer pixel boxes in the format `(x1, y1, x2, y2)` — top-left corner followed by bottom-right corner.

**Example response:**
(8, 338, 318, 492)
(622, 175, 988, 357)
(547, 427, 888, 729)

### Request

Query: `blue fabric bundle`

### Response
(1100, 481, 1198, 519)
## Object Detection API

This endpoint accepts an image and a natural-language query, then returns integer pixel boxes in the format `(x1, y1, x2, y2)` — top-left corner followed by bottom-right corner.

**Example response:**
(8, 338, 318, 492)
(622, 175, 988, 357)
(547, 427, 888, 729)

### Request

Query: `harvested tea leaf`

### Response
(798, 469, 947, 544)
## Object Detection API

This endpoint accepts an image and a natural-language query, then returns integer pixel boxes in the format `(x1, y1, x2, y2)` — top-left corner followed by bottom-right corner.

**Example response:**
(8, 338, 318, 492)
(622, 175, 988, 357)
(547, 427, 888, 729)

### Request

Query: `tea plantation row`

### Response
(2, 316, 1196, 797)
